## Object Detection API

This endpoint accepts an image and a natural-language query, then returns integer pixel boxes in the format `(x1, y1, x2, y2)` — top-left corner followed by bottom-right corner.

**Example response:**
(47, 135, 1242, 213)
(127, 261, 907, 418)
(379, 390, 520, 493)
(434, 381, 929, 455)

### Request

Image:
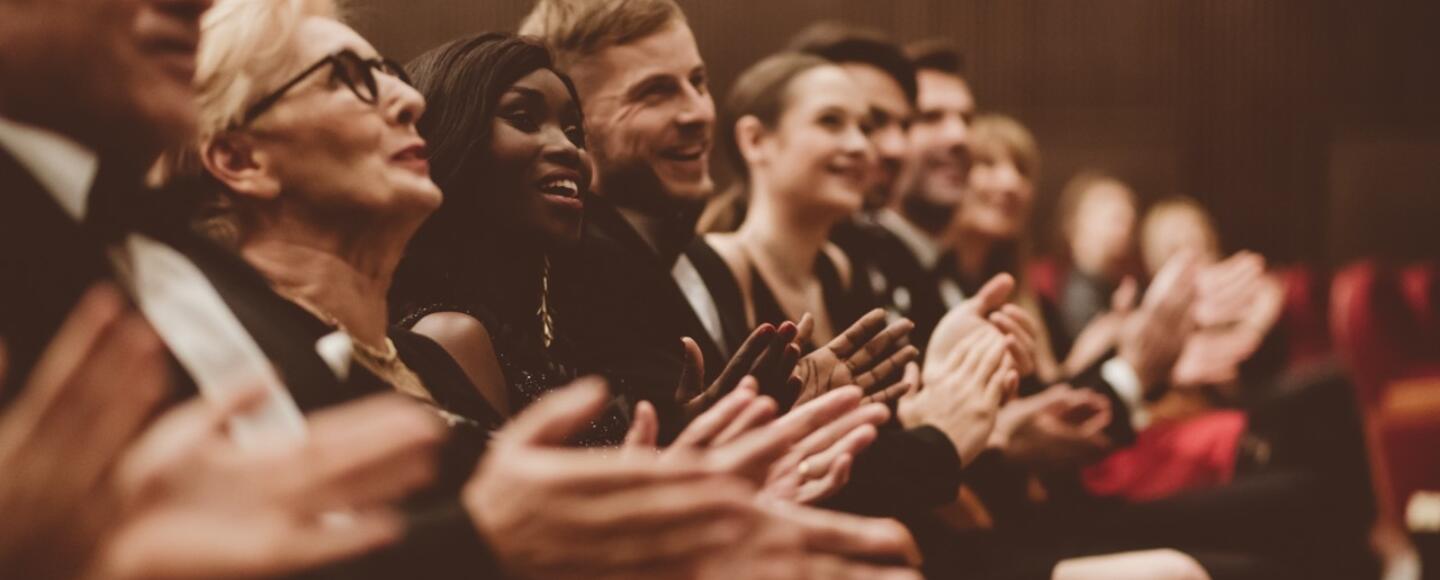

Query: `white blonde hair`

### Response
(193, 0, 341, 144)
(149, 0, 340, 244)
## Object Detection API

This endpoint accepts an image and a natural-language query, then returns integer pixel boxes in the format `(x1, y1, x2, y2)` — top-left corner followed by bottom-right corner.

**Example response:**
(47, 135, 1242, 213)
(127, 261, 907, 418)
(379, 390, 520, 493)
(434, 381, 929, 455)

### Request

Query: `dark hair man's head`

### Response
(790, 21, 915, 210)
(902, 38, 975, 232)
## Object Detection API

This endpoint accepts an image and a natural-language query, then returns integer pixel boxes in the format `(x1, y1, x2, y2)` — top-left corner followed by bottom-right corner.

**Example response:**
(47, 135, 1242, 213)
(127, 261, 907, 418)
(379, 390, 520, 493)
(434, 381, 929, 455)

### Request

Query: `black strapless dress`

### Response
(748, 251, 874, 351)
(400, 302, 629, 447)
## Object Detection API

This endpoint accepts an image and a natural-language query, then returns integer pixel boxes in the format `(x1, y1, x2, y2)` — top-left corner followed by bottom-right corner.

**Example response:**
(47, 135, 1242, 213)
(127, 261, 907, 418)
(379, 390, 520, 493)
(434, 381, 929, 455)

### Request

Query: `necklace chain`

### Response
(271, 289, 433, 403)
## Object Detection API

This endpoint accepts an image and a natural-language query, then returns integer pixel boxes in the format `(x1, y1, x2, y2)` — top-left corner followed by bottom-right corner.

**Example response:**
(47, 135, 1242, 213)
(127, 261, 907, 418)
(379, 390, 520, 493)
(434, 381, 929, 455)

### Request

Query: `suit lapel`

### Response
(0, 148, 111, 402)
(586, 198, 730, 372)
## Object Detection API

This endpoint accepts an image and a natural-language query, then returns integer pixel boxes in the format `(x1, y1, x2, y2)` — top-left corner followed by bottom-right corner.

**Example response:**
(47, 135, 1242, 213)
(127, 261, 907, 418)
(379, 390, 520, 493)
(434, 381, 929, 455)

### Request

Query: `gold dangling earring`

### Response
(538, 255, 555, 349)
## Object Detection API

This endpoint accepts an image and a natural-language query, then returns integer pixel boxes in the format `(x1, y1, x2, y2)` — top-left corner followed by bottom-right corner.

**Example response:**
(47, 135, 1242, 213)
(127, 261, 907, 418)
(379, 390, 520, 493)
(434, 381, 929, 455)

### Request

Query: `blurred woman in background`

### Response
(946, 113, 1068, 381)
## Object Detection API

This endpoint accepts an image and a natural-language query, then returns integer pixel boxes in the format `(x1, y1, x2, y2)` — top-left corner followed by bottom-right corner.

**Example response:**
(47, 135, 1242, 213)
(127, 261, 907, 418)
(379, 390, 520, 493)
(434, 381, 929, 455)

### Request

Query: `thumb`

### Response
(676, 337, 705, 402)
(970, 273, 1016, 315)
(1112, 277, 1138, 314)
(899, 362, 924, 400)
(499, 376, 610, 446)
(624, 400, 659, 449)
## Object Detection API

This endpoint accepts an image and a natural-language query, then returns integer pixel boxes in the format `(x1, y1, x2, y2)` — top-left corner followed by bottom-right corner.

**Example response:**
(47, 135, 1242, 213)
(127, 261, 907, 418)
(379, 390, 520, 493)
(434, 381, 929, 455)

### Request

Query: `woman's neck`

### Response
(736, 183, 836, 289)
(242, 215, 411, 349)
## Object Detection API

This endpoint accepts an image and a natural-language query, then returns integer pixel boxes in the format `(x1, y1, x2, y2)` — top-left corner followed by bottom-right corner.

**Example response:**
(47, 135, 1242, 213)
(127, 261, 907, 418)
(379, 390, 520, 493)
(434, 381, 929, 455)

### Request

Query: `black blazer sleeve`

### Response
(822, 422, 965, 517)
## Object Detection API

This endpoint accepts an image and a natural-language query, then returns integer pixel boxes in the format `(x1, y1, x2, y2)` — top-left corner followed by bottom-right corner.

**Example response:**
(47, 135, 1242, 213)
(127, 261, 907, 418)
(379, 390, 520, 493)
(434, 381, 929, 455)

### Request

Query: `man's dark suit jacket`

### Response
(555, 195, 967, 514)
(0, 147, 500, 579)
(831, 217, 950, 353)
(553, 195, 747, 441)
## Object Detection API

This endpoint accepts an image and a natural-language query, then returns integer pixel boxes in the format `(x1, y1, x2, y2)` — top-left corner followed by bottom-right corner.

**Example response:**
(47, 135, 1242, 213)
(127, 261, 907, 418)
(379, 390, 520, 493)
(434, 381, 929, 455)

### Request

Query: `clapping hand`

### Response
(789, 309, 920, 409)
(468, 378, 762, 579)
(1172, 251, 1284, 389)
(678, 322, 802, 419)
(698, 501, 923, 580)
(628, 380, 888, 505)
(1117, 252, 1201, 396)
(0, 285, 170, 580)
(926, 274, 1038, 388)
(97, 392, 446, 580)
(901, 329, 1020, 466)
(989, 384, 1113, 471)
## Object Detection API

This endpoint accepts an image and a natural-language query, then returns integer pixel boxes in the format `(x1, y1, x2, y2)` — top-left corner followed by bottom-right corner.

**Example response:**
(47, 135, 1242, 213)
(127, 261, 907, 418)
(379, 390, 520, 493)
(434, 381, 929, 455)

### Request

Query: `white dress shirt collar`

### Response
(0, 116, 99, 221)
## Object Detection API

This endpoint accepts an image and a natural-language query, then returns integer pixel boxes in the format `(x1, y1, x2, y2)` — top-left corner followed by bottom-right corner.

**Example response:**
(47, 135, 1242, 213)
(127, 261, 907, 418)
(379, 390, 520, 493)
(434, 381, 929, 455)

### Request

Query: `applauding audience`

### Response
(0, 0, 1401, 578)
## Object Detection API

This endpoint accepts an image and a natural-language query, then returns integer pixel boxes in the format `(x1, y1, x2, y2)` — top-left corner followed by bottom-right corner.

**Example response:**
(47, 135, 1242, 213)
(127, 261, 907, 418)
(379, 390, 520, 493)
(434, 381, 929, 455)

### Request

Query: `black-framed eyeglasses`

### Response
(239, 49, 412, 127)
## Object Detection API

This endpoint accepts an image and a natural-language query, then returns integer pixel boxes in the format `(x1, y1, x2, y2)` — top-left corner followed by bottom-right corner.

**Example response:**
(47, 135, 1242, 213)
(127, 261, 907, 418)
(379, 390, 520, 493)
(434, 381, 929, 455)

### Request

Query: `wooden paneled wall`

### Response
(350, 0, 1440, 263)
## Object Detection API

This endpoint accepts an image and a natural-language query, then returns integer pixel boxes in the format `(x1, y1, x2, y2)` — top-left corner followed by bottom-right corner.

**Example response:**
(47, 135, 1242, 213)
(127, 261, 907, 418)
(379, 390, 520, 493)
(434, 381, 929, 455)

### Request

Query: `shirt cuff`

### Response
(1102, 357, 1151, 430)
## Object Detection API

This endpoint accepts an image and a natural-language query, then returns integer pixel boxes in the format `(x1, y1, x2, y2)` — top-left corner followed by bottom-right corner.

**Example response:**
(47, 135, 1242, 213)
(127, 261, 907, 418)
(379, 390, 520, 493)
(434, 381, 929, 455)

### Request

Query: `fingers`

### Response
(115, 387, 270, 496)
(968, 273, 1016, 316)
(712, 396, 778, 447)
(774, 504, 923, 567)
(960, 329, 1007, 381)
(273, 509, 407, 574)
(563, 476, 755, 533)
(990, 306, 1036, 374)
(713, 324, 775, 397)
(299, 396, 446, 508)
(890, 362, 923, 403)
(798, 423, 878, 489)
(853, 344, 919, 395)
(863, 377, 915, 406)
(561, 478, 757, 568)
(14, 284, 128, 419)
(794, 313, 815, 347)
(846, 318, 916, 386)
(938, 325, 986, 377)
(790, 402, 888, 460)
(1145, 251, 1200, 313)
(716, 387, 862, 482)
(624, 400, 659, 450)
(804, 554, 924, 580)
(496, 377, 610, 446)
(795, 452, 853, 505)
(1111, 277, 1139, 314)
(985, 369, 1019, 407)
(752, 323, 800, 396)
(763, 343, 803, 406)
(57, 314, 171, 478)
(826, 309, 888, 360)
(673, 378, 758, 448)
(676, 337, 705, 403)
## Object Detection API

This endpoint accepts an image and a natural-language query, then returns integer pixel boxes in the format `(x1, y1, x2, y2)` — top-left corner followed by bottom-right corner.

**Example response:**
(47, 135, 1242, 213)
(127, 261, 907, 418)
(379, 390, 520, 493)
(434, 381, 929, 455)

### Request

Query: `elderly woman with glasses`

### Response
(165, 0, 501, 438)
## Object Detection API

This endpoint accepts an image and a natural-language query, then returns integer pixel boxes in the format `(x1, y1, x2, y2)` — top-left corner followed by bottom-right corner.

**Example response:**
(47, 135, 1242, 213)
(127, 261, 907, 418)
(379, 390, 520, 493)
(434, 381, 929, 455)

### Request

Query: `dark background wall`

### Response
(349, 0, 1440, 264)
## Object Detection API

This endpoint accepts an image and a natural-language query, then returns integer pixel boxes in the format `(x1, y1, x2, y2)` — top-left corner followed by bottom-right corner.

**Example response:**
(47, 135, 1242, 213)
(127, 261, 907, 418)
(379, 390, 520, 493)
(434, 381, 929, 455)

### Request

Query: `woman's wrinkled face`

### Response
(248, 17, 439, 228)
(484, 68, 592, 245)
(755, 66, 876, 218)
(962, 145, 1034, 240)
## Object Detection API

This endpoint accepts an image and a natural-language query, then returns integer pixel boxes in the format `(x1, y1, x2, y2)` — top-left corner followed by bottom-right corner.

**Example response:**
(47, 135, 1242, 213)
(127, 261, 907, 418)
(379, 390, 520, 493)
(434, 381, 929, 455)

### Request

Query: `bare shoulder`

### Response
(411, 311, 511, 416)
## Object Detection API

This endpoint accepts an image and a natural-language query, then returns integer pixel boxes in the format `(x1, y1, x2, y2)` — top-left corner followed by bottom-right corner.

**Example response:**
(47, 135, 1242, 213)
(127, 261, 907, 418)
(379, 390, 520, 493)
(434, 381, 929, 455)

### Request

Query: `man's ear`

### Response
(201, 135, 280, 201)
(734, 115, 771, 168)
